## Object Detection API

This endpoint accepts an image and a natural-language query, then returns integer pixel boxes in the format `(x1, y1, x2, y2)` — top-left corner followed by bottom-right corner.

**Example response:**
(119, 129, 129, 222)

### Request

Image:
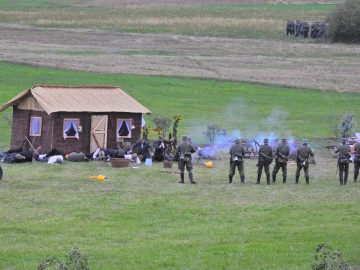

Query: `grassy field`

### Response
(0, 151, 359, 269)
(0, 62, 360, 269)
(0, 2, 334, 40)
(1, 1, 359, 269)
(0, 61, 359, 147)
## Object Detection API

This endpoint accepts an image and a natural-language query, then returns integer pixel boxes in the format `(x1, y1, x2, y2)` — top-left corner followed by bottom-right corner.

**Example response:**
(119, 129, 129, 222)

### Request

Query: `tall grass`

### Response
(0, 4, 334, 39)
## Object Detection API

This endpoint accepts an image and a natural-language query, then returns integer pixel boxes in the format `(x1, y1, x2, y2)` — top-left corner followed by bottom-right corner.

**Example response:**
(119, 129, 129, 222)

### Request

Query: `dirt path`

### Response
(1, 23, 359, 92)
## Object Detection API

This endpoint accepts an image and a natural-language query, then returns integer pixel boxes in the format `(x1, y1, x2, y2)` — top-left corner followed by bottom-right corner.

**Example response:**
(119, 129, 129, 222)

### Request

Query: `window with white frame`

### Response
(117, 119, 132, 138)
(30, 117, 42, 136)
(63, 118, 80, 139)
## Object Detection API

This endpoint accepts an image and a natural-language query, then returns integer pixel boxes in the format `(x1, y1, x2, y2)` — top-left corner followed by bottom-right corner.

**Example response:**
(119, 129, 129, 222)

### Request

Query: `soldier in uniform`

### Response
(295, 139, 314, 184)
(302, 21, 309, 38)
(174, 135, 196, 184)
(295, 20, 301, 37)
(257, 138, 273, 185)
(272, 137, 290, 183)
(353, 140, 360, 182)
(286, 20, 295, 36)
(335, 138, 351, 185)
(228, 139, 246, 184)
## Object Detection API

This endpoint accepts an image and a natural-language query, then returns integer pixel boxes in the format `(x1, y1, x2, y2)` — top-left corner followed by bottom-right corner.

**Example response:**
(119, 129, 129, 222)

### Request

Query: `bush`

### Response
(312, 243, 349, 270)
(38, 247, 89, 270)
(327, 114, 356, 139)
(326, 0, 360, 43)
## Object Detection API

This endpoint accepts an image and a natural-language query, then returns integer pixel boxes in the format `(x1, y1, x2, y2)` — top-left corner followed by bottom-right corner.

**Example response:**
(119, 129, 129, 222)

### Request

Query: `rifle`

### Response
(336, 162, 339, 175)
(252, 137, 260, 148)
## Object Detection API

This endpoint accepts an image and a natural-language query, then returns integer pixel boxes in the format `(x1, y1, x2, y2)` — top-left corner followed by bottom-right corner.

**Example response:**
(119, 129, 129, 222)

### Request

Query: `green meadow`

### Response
(0, 62, 360, 269)
(1, 1, 359, 269)
(0, 61, 358, 147)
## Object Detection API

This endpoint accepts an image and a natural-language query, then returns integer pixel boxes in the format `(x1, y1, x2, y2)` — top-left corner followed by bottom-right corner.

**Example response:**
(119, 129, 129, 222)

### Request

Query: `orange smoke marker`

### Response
(88, 175, 107, 181)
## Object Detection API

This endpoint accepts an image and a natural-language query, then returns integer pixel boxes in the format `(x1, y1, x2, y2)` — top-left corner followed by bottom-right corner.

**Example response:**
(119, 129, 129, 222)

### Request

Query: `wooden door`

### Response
(90, 115, 108, 153)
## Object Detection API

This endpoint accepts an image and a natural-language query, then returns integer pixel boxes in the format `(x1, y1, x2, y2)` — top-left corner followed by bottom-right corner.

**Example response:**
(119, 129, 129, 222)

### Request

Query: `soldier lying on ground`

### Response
(0, 147, 34, 163)
(33, 148, 64, 164)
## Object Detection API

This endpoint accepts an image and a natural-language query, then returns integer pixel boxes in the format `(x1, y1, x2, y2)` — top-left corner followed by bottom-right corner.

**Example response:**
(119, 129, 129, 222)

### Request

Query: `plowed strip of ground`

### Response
(1, 23, 359, 92)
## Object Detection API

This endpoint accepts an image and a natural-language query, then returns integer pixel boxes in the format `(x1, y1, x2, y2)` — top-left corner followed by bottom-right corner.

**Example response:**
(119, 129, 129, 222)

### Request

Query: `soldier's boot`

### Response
(256, 173, 261, 184)
(189, 172, 196, 184)
(179, 173, 184, 184)
(295, 174, 299, 184)
(266, 173, 270, 185)
(228, 175, 233, 184)
(272, 172, 276, 183)
(283, 175, 287, 184)
(344, 171, 348, 185)
(240, 175, 245, 183)
(354, 172, 358, 182)
(305, 177, 309, 185)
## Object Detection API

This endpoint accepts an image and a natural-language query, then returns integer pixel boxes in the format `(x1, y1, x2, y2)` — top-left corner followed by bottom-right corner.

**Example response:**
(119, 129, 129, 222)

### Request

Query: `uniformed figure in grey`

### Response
(228, 139, 246, 183)
(335, 138, 351, 185)
(295, 139, 314, 184)
(272, 137, 290, 183)
(174, 135, 196, 184)
(257, 138, 273, 185)
(353, 142, 360, 182)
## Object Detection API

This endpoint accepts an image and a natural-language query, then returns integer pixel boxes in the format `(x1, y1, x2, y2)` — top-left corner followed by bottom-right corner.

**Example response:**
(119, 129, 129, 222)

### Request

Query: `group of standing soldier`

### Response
(228, 138, 314, 185)
(174, 135, 360, 186)
(286, 20, 326, 39)
(336, 138, 360, 185)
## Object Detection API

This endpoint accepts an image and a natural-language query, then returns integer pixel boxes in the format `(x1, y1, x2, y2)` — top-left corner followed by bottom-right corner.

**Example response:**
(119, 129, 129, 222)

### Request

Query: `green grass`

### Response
(0, 61, 358, 148)
(0, 154, 359, 269)
(0, 62, 359, 269)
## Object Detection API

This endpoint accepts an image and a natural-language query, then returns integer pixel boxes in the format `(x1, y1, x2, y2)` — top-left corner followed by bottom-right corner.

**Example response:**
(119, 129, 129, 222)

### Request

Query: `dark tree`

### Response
(326, 0, 360, 43)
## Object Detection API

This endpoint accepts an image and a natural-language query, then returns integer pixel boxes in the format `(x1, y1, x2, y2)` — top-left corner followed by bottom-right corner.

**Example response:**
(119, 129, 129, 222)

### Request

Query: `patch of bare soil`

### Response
(74, 0, 344, 7)
(1, 23, 359, 92)
(75, 0, 269, 8)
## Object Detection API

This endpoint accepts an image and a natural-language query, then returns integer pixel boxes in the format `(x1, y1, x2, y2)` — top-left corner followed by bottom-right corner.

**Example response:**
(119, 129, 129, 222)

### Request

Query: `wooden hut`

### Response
(0, 85, 152, 154)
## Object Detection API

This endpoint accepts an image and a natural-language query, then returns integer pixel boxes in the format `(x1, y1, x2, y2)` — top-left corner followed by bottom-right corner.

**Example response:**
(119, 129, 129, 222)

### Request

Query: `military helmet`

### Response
(234, 139, 241, 144)
(302, 139, 308, 145)
(182, 135, 188, 141)
(158, 135, 164, 140)
(264, 138, 269, 143)
(341, 138, 347, 144)
(281, 137, 287, 142)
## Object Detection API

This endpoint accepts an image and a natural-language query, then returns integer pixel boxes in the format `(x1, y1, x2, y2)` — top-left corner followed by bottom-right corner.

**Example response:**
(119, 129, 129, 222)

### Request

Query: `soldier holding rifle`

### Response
(295, 139, 314, 184)
(335, 138, 351, 185)
(353, 141, 360, 182)
(228, 139, 246, 184)
(272, 137, 290, 184)
(174, 135, 196, 184)
(257, 138, 273, 185)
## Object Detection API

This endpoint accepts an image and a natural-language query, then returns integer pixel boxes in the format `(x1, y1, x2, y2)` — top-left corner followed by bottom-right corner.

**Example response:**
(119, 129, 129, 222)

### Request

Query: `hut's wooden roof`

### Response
(0, 85, 152, 115)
